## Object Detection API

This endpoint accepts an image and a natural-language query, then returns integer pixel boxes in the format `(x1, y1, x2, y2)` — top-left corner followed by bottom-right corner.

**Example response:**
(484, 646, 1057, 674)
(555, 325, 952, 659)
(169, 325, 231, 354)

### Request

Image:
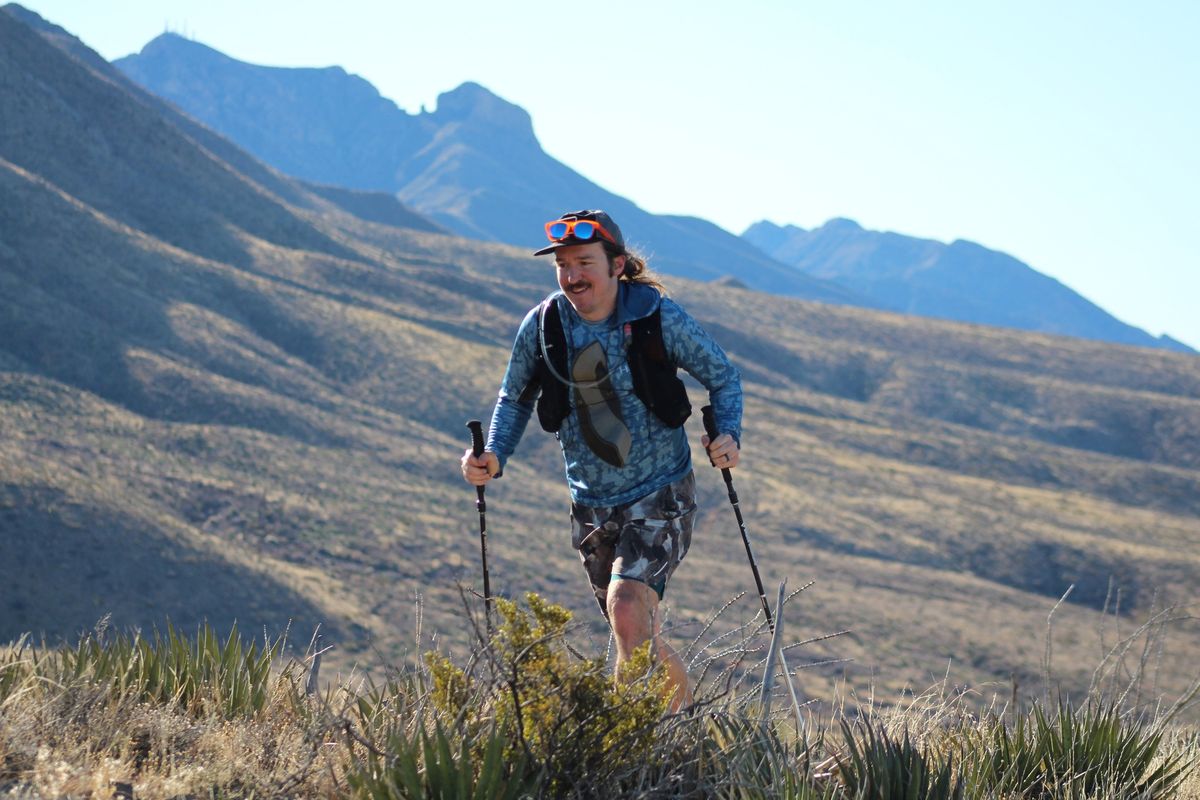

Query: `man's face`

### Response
(555, 241, 624, 321)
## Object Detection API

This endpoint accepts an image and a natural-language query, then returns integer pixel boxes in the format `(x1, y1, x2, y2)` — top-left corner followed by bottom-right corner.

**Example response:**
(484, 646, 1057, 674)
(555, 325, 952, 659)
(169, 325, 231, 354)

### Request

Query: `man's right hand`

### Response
(461, 449, 499, 486)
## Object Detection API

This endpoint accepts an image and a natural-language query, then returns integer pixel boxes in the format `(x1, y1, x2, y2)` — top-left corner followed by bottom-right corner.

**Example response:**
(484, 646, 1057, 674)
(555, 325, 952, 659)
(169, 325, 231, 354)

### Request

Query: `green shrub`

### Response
(407, 593, 848, 797)
(423, 592, 669, 796)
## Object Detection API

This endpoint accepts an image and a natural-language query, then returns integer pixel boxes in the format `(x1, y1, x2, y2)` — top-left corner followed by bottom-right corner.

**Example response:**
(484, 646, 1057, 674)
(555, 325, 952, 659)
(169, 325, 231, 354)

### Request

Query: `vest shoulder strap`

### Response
(530, 297, 569, 431)
(630, 308, 669, 364)
(529, 295, 690, 432)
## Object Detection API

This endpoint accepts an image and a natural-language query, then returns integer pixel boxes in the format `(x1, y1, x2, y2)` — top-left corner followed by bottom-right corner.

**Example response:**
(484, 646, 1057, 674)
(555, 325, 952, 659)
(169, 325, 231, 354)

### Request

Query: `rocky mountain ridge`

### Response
(115, 33, 862, 306)
(113, 30, 1192, 353)
(744, 219, 1194, 353)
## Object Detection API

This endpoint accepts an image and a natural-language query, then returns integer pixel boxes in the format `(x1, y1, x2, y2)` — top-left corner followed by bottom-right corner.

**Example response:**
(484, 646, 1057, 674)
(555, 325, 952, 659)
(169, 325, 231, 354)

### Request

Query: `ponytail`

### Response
(608, 248, 667, 294)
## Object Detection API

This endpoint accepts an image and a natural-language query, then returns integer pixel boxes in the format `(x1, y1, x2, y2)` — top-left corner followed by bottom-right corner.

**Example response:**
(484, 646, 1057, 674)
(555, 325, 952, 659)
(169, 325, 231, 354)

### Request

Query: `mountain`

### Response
(113, 34, 865, 306)
(3, 5, 1200, 714)
(116, 33, 1194, 357)
(744, 219, 1195, 353)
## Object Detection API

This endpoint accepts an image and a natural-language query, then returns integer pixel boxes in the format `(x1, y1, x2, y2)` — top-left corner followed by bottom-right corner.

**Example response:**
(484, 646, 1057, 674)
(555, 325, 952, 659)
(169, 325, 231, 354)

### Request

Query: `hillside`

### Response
(744, 218, 1194, 353)
(2, 5, 1198, 716)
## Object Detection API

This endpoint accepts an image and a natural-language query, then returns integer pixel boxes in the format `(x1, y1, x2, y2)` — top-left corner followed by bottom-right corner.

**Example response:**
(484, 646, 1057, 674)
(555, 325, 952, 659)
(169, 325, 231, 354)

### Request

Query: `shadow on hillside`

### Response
(961, 540, 1141, 613)
(785, 524, 1141, 613)
(0, 163, 364, 446)
(0, 488, 348, 652)
(702, 319, 891, 401)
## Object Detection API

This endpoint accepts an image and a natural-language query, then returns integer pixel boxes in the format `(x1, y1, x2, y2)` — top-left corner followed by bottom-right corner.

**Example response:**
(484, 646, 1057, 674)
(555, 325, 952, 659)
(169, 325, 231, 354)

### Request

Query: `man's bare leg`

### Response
(606, 578, 692, 712)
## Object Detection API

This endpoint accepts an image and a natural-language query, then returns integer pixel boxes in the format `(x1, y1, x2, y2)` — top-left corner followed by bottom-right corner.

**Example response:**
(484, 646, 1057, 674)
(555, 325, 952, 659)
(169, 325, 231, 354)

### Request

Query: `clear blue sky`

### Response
(21, 0, 1200, 349)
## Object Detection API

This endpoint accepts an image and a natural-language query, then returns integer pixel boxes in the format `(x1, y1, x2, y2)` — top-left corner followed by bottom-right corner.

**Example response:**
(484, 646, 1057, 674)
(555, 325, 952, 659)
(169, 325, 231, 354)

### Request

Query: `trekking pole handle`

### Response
(701, 404, 729, 464)
(700, 405, 720, 458)
(466, 420, 486, 510)
(467, 420, 485, 458)
(701, 405, 738, 493)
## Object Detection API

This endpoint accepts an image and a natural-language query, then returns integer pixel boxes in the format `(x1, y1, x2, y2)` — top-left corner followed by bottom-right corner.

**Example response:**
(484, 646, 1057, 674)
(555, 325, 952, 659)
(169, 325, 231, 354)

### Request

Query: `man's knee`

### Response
(607, 579, 655, 644)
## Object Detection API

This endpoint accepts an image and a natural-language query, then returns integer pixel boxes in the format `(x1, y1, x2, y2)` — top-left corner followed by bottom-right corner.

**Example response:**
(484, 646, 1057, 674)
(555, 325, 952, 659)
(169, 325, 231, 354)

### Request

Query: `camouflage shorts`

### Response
(570, 472, 697, 616)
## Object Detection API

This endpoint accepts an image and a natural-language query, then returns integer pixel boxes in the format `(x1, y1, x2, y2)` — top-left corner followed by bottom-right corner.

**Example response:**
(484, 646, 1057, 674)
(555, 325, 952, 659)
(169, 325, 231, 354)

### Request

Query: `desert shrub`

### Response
(6, 599, 1193, 798)
(420, 592, 669, 797)
(349, 592, 841, 798)
(0, 624, 336, 797)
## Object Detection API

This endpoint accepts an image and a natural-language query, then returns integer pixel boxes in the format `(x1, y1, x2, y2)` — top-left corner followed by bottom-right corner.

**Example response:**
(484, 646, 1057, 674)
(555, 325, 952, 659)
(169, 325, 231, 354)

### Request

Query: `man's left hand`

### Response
(702, 433, 740, 469)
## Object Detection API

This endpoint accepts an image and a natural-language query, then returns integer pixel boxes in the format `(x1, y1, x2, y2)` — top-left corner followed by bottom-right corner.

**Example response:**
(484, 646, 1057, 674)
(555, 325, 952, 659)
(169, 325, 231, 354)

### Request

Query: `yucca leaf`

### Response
(394, 737, 423, 798)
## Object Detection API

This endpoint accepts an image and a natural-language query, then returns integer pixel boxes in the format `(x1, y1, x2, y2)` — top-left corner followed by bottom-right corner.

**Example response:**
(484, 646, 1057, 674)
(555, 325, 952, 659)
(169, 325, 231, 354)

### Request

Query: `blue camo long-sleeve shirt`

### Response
(485, 281, 742, 508)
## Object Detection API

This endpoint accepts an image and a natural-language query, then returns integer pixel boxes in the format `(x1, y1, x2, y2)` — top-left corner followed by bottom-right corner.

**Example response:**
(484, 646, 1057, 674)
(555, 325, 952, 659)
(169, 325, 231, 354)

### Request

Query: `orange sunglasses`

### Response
(544, 218, 618, 245)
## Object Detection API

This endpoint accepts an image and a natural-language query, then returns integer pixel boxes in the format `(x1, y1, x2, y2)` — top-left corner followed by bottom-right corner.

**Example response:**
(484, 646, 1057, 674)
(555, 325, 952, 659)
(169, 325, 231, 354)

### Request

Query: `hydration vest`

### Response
(519, 296, 692, 432)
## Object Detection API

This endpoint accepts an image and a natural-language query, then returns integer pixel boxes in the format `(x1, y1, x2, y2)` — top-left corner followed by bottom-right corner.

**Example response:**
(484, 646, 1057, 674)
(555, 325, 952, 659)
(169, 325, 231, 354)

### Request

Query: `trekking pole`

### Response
(703, 406, 807, 733)
(466, 420, 494, 635)
(702, 405, 773, 630)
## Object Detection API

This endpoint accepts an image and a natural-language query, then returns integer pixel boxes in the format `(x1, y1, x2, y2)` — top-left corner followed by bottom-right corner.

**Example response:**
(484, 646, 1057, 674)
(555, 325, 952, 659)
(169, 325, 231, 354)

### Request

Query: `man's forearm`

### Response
(485, 394, 533, 474)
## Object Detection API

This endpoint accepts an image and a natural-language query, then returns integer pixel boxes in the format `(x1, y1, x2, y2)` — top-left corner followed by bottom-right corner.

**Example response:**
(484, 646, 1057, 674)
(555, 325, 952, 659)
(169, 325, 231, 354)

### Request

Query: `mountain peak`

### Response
(131, 33, 356, 85)
(745, 216, 1192, 353)
(137, 31, 222, 59)
(432, 81, 535, 139)
(742, 220, 806, 255)
(744, 220, 807, 237)
(821, 217, 864, 233)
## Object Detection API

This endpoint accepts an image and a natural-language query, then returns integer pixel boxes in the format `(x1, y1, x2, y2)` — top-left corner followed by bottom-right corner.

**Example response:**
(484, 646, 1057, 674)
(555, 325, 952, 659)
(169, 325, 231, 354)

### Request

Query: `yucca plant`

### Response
(697, 715, 836, 800)
(0, 637, 32, 704)
(968, 700, 1193, 799)
(49, 621, 288, 718)
(837, 718, 964, 800)
(352, 674, 419, 743)
(346, 721, 537, 800)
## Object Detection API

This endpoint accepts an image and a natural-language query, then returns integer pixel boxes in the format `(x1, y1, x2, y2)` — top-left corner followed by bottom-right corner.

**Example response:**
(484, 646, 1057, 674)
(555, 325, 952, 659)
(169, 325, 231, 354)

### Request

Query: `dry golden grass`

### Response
(0, 661, 341, 797)
(0, 598, 1195, 799)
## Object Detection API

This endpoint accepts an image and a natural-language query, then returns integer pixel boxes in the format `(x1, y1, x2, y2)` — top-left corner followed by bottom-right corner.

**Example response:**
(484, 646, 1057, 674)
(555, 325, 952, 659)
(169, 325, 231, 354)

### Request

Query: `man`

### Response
(461, 209, 741, 710)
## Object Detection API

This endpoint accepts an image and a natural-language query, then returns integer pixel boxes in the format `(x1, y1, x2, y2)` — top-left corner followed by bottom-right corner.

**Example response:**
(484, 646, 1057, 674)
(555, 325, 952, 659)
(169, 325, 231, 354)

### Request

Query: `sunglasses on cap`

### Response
(544, 218, 618, 246)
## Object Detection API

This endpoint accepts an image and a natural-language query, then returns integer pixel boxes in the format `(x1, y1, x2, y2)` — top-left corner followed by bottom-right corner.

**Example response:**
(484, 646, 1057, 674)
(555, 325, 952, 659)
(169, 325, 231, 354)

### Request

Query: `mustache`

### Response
(566, 280, 592, 291)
